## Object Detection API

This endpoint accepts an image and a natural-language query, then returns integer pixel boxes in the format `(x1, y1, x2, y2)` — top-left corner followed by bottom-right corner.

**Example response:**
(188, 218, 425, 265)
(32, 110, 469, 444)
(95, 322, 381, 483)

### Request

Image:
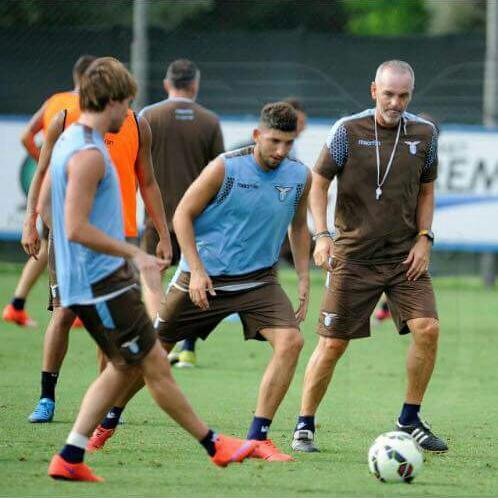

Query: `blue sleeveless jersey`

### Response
(179, 146, 308, 276)
(50, 124, 125, 306)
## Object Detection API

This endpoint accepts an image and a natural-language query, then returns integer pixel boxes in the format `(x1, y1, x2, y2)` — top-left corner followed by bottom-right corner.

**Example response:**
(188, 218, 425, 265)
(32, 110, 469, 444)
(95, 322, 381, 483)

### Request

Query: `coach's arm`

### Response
(173, 157, 225, 310)
(310, 145, 336, 272)
(22, 111, 65, 257)
(403, 181, 435, 281)
(288, 170, 311, 322)
(135, 116, 172, 266)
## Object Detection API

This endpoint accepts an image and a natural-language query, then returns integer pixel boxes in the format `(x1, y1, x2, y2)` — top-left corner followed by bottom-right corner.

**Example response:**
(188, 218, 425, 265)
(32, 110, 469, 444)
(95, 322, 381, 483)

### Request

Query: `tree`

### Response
(342, 0, 429, 35)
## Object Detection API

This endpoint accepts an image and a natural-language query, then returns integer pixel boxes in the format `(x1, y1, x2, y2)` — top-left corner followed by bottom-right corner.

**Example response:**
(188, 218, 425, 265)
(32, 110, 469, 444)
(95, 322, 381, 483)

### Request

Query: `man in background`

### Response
(140, 58, 224, 367)
(2, 55, 95, 328)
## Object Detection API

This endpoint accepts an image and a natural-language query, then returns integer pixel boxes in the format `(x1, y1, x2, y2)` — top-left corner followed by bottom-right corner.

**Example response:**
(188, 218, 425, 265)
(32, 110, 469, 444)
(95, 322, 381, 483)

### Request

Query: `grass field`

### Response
(1, 263, 497, 497)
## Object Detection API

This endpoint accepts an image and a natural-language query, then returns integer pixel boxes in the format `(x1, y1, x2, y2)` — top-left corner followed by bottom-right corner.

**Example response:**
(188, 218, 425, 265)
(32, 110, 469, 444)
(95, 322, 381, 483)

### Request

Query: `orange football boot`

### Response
(210, 434, 257, 467)
(86, 425, 115, 452)
(48, 454, 103, 482)
(251, 439, 294, 462)
(2, 304, 37, 327)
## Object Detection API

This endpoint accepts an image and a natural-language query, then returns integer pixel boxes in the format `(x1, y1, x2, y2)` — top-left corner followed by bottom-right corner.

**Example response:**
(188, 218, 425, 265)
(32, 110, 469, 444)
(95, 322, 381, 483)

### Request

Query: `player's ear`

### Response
(252, 128, 260, 142)
(163, 79, 170, 95)
(370, 81, 377, 101)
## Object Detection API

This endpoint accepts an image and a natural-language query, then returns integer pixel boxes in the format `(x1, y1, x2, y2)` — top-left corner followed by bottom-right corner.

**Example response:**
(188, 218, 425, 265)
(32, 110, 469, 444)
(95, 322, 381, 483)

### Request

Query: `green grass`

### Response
(1, 264, 497, 497)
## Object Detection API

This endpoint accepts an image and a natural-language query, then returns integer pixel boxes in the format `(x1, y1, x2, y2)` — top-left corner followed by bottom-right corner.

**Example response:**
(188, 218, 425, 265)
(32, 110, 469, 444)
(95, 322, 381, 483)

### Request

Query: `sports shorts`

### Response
(70, 263, 156, 367)
(140, 218, 180, 266)
(47, 233, 139, 310)
(156, 266, 299, 344)
(317, 258, 438, 340)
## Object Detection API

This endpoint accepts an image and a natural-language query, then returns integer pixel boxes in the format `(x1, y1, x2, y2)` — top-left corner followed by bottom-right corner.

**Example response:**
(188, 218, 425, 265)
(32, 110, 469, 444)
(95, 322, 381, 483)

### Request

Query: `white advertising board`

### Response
(1, 116, 497, 252)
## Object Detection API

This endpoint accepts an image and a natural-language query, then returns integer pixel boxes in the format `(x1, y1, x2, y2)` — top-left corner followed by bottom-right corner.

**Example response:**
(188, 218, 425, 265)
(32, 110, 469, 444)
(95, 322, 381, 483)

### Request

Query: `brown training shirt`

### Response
(140, 97, 225, 228)
(315, 108, 438, 264)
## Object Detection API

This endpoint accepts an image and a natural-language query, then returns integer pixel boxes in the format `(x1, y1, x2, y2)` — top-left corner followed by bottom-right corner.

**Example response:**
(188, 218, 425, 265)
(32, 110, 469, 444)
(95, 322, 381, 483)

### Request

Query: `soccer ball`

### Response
(368, 431, 423, 483)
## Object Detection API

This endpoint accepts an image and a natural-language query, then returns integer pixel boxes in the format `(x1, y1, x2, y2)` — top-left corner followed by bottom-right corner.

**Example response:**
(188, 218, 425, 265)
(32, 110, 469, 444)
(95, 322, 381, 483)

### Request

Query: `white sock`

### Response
(66, 431, 89, 449)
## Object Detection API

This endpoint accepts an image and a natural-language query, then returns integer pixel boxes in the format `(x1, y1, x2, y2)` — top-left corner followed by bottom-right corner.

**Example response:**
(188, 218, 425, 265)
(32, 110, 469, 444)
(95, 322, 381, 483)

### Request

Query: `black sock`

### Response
(11, 297, 26, 311)
(41, 371, 59, 401)
(60, 444, 84, 464)
(101, 406, 123, 429)
(382, 301, 389, 313)
(295, 415, 315, 433)
(200, 429, 217, 457)
(399, 403, 421, 425)
(182, 338, 197, 352)
(247, 417, 272, 441)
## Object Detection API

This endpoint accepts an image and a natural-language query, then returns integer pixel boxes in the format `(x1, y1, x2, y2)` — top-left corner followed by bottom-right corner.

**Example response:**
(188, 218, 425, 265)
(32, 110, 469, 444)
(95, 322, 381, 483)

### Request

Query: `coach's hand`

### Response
(22, 218, 41, 258)
(133, 250, 166, 296)
(313, 236, 334, 271)
(156, 237, 173, 271)
(295, 275, 310, 323)
(403, 237, 432, 281)
(189, 268, 216, 310)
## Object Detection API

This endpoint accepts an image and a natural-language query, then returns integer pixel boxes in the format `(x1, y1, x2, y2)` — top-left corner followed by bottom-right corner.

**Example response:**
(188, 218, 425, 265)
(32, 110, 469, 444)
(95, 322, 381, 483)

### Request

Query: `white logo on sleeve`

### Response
(275, 186, 293, 202)
(404, 140, 420, 155)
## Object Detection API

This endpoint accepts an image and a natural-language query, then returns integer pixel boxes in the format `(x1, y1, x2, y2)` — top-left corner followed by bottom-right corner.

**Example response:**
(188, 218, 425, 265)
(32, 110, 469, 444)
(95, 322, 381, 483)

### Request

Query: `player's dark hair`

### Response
(73, 55, 97, 85)
(79, 57, 137, 112)
(165, 59, 199, 90)
(283, 97, 306, 114)
(259, 102, 297, 132)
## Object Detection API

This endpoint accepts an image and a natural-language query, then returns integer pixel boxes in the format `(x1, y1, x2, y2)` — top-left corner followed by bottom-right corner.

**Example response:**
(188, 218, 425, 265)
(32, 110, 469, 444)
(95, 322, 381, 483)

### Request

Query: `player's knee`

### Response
(412, 318, 439, 347)
(53, 308, 76, 330)
(276, 331, 303, 358)
(319, 337, 348, 360)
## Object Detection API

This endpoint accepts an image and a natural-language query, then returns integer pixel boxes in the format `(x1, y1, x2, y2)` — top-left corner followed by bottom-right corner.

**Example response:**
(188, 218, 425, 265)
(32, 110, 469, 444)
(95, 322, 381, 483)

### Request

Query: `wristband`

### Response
(312, 230, 332, 242)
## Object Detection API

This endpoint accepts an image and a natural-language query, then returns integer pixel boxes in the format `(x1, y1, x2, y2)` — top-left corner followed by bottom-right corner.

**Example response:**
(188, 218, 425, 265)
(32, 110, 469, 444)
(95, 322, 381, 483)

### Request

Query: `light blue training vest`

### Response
(50, 123, 125, 307)
(179, 147, 308, 276)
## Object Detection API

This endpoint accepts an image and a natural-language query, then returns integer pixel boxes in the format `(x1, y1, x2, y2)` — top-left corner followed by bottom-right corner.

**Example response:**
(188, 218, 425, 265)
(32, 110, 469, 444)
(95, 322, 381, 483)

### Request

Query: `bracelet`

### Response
(312, 230, 332, 242)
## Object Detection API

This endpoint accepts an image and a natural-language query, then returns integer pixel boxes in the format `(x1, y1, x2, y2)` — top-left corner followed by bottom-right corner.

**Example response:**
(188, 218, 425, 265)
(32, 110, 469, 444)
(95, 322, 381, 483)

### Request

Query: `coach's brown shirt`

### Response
(140, 97, 224, 228)
(315, 108, 438, 263)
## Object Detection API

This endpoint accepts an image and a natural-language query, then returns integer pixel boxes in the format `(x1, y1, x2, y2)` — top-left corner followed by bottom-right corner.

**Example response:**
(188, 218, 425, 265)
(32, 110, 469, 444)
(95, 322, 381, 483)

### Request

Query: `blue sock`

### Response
(295, 415, 315, 433)
(101, 406, 123, 429)
(60, 444, 84, 464)
(247, 417, 272, 440)
(399, 403, 421, 425)
(182, 338, 197, 352)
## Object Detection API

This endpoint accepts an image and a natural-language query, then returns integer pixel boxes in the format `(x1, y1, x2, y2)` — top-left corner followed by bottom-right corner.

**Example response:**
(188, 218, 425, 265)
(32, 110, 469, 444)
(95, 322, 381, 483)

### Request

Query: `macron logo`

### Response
(260, 426, 269, 433)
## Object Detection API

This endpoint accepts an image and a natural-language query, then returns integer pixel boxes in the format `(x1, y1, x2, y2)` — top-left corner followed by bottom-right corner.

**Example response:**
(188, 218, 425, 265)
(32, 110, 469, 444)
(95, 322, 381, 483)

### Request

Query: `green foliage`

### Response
(342, 0, 430, 35)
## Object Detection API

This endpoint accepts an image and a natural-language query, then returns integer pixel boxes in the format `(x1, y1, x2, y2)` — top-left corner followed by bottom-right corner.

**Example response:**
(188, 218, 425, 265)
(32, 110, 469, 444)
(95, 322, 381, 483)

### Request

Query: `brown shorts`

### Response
(41, 222, 50, 240)
(318, 259, 438, 340)
(70, 263, 156, 367)
(47, 234, 140, 311)
(156, 267, 299, 344)
(47, 233, 58, 311)
(141, 219, 180, 265)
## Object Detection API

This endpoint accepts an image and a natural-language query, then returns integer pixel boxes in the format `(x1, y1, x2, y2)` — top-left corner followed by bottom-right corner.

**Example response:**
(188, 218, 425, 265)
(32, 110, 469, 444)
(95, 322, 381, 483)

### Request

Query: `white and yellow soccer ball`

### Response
(368, 431, 423, 483)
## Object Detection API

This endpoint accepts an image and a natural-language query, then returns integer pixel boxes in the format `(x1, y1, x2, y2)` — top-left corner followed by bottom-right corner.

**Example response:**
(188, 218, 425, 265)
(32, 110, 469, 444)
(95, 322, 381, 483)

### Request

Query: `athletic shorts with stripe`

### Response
(69, 262, 156, 367)
(156, 266, 299, 344)
(47, 233, 139, 311)
(318, 258, 438, 340)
